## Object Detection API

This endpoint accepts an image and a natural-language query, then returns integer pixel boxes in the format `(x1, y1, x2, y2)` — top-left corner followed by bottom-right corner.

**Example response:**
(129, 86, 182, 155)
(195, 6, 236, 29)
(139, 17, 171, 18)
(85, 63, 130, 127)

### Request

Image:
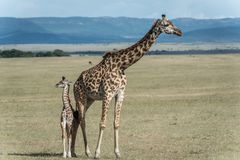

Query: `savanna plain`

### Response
(0, 54, 240, 160)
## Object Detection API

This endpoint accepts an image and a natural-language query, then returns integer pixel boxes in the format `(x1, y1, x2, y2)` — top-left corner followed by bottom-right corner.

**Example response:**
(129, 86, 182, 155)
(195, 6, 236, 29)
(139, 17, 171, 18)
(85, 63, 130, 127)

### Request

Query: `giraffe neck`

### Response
(113, 19, 163, 70)
(62, 85, 72, 110)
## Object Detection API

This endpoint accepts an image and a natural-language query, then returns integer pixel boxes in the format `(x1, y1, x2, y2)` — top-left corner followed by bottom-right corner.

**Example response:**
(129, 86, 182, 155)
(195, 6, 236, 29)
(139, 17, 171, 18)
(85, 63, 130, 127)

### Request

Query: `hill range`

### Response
(0, 17, 240, 44)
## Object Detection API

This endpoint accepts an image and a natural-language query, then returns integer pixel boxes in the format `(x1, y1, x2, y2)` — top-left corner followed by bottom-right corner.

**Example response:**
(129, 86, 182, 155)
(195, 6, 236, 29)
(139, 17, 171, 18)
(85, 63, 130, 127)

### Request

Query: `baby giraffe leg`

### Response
(61, 122, 67, 158)
(67, 128, 72, 158)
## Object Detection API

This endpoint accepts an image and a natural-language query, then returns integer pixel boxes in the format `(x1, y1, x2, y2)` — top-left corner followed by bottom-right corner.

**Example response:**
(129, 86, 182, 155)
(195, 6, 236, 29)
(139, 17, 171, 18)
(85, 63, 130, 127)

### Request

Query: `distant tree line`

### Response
(1, 48, 240, 58)
(70, 49, 240, 56)
(71, 51, 105, 56)
(0, 49, 70, 58)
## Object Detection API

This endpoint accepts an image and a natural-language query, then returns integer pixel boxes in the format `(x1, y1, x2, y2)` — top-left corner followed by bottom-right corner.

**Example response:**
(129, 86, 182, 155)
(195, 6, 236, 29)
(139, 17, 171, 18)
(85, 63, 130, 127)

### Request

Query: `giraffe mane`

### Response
(102, 51, 115, 59)
(125, 19, 160, 50)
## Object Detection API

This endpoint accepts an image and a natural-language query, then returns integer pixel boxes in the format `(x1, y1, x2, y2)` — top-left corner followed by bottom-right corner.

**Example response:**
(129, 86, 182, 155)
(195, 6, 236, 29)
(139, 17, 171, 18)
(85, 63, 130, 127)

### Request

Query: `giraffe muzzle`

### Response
(174, 28, 183, 36)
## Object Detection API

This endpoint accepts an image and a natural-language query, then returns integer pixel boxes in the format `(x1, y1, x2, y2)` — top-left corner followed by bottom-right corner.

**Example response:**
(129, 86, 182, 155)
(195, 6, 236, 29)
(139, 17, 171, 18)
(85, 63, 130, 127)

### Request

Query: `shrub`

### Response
(0, 49, 69, 58)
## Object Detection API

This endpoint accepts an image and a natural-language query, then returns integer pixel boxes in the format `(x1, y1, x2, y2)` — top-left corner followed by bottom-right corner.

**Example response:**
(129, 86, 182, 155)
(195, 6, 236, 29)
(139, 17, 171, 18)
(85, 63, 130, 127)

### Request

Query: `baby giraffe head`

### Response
(158, 14, 183, 36)
(55, 76, 71, 88)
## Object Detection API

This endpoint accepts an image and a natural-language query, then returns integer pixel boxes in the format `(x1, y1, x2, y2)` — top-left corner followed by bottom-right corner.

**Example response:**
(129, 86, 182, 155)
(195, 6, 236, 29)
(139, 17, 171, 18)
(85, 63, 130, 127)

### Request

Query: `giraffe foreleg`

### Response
(94, 96, 112, 159)
(113, 90, 124, 159)
(114, 101, 123, 159)
(94, 128, 104, 159)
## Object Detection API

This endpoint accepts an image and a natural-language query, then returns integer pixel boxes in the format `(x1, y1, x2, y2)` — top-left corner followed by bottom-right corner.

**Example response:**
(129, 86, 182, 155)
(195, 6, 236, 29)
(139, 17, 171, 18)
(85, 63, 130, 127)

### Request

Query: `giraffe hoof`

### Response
(63, 152, 67, 158)
(71, 152, 77, 157)
(94, 154, 100, 159)
(115, 152, 121, 159)
(85, 151, 92, 158)
(67, 151, 72, 158)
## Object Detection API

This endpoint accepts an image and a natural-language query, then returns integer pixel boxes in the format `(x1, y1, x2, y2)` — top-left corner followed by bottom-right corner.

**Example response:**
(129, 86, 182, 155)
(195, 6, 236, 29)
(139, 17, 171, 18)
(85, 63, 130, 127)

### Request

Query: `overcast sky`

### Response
(0, 0, 240, 19)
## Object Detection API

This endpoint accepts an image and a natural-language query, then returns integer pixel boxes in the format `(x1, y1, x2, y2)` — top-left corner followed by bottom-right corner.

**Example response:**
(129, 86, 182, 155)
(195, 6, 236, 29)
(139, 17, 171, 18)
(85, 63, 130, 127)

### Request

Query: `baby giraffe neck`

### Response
(62, 85, 72, 110)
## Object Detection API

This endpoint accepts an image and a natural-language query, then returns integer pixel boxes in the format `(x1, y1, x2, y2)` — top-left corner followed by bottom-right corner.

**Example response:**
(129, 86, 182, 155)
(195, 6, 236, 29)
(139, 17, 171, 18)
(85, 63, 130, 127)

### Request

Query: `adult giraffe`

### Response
(73, 15, 182, 159)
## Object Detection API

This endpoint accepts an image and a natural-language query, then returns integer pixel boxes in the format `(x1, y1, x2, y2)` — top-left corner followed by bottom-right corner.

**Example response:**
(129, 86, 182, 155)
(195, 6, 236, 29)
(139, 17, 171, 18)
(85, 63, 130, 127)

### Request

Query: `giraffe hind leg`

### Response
(71, 118, 79, 157)
(81, 98, 95, 157)
(75, 98, 92, 157)
(80, 117, 92, 157)
(74, 83, 95, 158)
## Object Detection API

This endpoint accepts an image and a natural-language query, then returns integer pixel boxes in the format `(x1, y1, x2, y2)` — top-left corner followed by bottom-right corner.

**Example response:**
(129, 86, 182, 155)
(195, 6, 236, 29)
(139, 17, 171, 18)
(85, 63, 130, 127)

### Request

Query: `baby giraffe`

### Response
(55, 76, 79, 158)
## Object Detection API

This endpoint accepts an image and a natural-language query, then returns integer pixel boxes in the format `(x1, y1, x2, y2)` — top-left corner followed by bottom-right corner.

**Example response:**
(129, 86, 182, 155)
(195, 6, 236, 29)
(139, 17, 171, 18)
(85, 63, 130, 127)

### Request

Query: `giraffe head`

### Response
(158, 14, 182, 36)
(55, 76, 72, 88)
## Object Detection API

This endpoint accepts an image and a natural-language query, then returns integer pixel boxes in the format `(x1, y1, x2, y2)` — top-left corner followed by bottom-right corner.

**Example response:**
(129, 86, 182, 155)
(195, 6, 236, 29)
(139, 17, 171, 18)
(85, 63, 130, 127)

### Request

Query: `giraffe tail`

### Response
(73, 110, 79, 121)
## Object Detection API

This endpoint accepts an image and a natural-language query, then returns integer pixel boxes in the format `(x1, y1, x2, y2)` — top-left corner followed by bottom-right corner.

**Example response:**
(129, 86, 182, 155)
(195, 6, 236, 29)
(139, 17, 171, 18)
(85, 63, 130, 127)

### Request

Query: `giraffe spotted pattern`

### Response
(56, 76, 79, 158)
(72, 14, 182, 159)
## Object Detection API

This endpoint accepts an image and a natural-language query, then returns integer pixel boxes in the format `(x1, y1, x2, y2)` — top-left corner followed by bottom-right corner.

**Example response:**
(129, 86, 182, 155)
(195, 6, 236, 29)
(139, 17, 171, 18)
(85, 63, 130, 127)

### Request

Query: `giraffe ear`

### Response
(62, 76, 66, 80)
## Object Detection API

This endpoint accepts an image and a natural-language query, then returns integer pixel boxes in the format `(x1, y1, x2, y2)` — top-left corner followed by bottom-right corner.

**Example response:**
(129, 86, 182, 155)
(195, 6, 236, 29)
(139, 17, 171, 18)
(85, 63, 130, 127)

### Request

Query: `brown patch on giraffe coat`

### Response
(129, 58, 134, 64)
(111, 74, 117, 79)
(134, 48, 139, 53)
(116, 62, 121, 67)
(112, 63, 117, 69)
(143, 47, 148, 52)
(121, 56, 126, 62)
(136, 52, 142, 57)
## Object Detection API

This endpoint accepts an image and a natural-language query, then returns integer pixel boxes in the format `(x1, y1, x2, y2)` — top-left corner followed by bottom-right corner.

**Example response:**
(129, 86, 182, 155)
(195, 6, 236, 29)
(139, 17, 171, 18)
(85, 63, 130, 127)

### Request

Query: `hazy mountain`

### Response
(0, 17, 240, 44)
